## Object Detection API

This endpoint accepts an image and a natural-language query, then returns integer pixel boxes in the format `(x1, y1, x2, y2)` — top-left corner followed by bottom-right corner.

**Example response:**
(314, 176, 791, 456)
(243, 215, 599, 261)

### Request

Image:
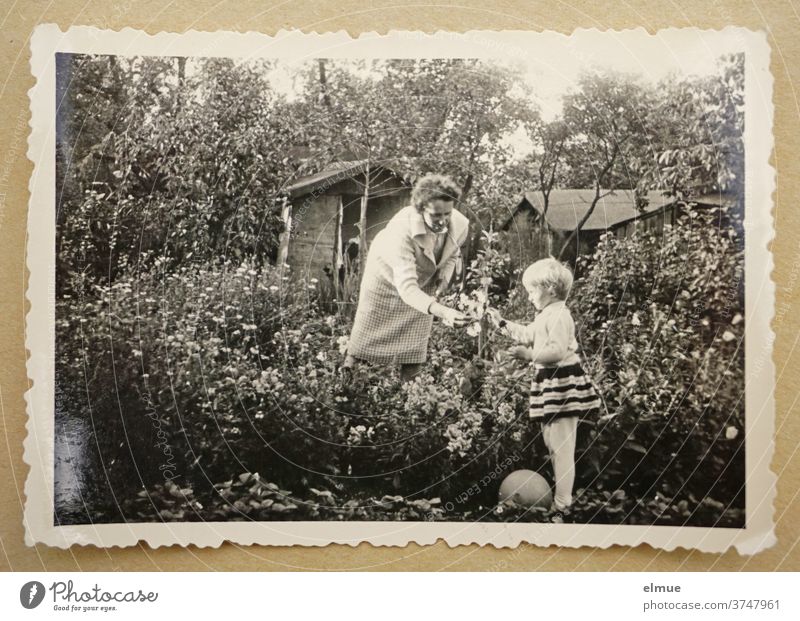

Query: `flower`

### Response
(497, 402, 515, 425)
(348, 425, 368, 444)
(721, 331, 736, 342)
(466, 322, 482, 337)
(725, 426, 739, 440)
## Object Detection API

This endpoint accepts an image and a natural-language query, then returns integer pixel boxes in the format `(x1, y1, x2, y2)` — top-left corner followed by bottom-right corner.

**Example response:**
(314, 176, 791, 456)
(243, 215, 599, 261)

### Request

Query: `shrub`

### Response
(57, 259, 330, 514)
(568, 206, 745, 522)
(57, 207, 744, 527)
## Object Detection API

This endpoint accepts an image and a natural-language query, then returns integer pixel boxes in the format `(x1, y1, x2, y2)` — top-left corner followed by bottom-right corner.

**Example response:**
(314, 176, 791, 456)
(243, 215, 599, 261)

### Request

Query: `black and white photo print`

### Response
(24, 26, 775, 552)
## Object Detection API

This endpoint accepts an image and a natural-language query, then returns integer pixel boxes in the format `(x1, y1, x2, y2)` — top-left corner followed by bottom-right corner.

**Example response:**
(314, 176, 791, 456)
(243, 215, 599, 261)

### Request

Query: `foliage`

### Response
(569, 205, 745, 511)
(123, 473, 452, 522)
(58, 253, 540, 521)
(57, 259, 323, 500)
(57, 54, 744, 292)
(442, 229, 517, 360)
(57, 55, 300, 287)
(58, 205, 744, 527)
(561, 71, 655, 192)
(646, 54, 745, 198)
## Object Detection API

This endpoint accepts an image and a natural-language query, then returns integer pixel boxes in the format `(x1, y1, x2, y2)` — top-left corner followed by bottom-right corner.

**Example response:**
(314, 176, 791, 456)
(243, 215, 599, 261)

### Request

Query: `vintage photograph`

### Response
(26, 27, 775, 549)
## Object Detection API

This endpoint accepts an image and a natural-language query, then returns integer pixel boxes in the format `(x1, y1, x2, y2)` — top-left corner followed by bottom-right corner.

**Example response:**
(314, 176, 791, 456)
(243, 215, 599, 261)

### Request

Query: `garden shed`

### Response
(498, 189, 729, 265)
(277, 161, 412, 279)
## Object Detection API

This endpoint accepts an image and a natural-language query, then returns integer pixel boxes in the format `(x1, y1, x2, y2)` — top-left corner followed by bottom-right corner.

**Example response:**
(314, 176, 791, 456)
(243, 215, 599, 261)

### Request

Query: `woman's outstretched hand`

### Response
(442, 307, 468, 328)
(429, 301, 468, 328)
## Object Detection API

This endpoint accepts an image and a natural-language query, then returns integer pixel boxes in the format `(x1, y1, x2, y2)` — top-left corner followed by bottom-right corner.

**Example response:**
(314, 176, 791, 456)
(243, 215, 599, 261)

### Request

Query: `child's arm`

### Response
(529, 341, 567, 365)
(507, 336, 565, 364)
(487, 309, 537, 362)
(487, 309, 535, 345)
(492, 307, 573, 365)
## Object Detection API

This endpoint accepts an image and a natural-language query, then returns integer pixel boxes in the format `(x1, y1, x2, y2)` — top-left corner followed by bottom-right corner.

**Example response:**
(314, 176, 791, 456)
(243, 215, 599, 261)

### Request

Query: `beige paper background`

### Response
(1, 0, 797, 571)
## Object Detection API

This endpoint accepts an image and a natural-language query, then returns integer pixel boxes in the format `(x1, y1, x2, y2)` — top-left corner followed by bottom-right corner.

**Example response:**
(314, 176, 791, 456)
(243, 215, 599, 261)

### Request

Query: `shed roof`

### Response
(285, 160, 371, 199)
(285, 160, 412, 200)
(503, 189, 676, 232)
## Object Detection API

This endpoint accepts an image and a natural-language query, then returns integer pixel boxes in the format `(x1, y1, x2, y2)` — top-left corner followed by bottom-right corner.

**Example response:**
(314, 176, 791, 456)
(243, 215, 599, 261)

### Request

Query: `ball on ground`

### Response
(498, 469, 552, 509)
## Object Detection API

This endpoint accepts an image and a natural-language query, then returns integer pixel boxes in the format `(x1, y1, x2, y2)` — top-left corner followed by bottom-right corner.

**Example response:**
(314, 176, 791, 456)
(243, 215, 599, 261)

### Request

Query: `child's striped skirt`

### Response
(530, 362, 601, 423)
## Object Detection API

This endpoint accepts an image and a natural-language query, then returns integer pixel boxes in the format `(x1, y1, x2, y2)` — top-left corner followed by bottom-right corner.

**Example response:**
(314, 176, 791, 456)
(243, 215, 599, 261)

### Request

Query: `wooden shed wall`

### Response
(286, 194, 338, 279)
(613, 204, 678, 239)
(499, 207, 553, 268)
(340, 190, 409, 246)
(285, 170, 410, 279)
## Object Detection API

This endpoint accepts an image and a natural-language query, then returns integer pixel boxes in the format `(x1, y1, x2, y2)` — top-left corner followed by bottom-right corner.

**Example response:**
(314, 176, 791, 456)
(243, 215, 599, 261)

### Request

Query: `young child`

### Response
(489, 258, 601, 522)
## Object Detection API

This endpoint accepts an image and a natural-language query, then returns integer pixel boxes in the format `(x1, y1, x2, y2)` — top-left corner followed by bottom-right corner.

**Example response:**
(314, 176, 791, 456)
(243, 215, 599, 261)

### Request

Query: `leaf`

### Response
(624, 441, 648, 454)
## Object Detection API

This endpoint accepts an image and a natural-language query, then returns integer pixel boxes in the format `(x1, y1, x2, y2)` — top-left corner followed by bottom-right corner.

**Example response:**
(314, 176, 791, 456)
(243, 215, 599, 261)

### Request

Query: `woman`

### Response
(343, 174, 469, 382)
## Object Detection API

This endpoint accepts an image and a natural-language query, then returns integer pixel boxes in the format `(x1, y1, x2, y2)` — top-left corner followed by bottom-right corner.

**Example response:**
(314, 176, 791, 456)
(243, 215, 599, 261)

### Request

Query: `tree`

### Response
(376, 59, 532, 219)
(645, 54, 744, 200)
(518, 118, 570, 254)
(557, 71, 655, 260)
(291, 58, 537, 270)
(57, 55, 301, 288)
(371, 59, 536, 261)
(292, 60, 387, 273)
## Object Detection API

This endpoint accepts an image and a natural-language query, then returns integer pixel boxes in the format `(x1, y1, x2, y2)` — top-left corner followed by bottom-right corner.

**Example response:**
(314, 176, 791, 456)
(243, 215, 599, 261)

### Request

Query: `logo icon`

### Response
(20, 581, 45, 609)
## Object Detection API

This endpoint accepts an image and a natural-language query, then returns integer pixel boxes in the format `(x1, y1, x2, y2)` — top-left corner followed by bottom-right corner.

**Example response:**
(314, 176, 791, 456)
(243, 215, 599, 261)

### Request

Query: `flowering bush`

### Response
(443, 229, 517, 356)
(58, 206, 744, 526)
(567, 206, 745, 523)
(57, 259, 337, 503)
(59, 258, 501, 518)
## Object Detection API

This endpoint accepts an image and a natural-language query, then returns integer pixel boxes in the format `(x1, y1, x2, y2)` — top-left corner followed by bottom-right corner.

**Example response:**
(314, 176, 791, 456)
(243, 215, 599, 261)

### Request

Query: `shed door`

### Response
(340, 194, 362, 247)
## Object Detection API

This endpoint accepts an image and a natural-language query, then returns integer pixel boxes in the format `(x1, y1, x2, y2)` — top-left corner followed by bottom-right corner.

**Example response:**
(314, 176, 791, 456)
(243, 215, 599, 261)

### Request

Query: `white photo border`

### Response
(24, 24, 776, 553)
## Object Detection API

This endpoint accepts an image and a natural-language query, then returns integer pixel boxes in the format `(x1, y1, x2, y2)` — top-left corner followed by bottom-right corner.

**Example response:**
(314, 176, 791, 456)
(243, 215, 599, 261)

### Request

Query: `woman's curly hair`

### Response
(411, 174, 462, 211)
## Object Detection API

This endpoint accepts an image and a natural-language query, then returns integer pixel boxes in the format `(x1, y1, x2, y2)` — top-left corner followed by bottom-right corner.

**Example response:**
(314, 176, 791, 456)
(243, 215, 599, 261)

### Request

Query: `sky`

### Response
(261, 29, 743, 121)
(253, 29, 744, 159)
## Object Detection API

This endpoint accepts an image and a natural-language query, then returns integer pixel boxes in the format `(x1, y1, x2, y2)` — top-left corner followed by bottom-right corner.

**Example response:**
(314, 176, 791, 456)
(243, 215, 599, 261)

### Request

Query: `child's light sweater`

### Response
(501, 300, 580, 367)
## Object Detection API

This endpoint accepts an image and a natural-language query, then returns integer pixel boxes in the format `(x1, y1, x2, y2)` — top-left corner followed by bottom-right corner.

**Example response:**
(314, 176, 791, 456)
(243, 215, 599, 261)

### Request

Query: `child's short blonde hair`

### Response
(521, 258, 573, 301)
